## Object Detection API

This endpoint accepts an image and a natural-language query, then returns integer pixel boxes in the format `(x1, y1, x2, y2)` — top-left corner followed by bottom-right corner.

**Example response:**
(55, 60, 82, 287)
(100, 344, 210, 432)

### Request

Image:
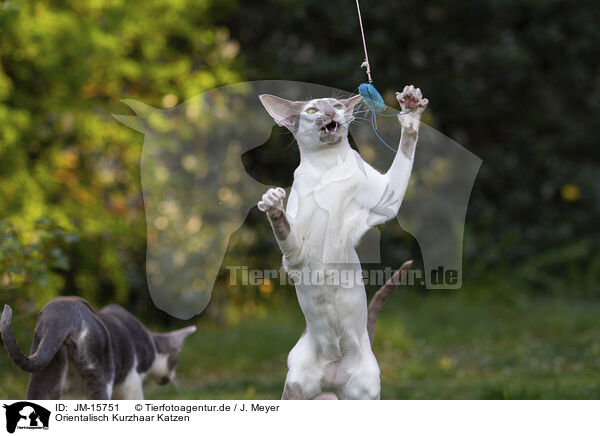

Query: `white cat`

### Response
(257, 85, 428, 399)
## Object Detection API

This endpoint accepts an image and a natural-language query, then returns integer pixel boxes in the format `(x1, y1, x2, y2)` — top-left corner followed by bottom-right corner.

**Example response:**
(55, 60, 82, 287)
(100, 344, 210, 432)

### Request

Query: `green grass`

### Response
(1, 291, 599, 399)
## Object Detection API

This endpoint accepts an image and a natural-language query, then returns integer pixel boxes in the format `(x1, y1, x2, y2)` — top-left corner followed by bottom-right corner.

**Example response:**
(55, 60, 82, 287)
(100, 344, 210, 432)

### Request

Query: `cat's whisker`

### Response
(348, 118, 368, 125)
(347, 113, 368, 122)
(343, 117, 369, 127)
(286, 138, 297, 149)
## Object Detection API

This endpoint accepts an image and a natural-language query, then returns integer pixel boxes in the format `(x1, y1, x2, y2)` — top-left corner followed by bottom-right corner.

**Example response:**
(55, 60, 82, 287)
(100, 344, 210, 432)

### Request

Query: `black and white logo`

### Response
(3, 402, 50, 433)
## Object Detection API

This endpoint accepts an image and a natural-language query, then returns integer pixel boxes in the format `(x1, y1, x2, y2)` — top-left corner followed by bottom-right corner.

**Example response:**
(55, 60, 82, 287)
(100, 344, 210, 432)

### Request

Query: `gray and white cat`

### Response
(1, 296, 196, 400)
(257, 85, 428, 399)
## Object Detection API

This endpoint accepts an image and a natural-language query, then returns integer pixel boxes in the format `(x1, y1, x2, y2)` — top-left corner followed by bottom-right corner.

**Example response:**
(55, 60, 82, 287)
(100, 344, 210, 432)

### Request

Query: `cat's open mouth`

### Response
(321, 121, 339, 134)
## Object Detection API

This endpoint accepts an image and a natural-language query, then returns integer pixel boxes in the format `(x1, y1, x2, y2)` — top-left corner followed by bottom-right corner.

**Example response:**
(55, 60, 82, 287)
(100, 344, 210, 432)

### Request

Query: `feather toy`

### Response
(354, 0, 412, 152)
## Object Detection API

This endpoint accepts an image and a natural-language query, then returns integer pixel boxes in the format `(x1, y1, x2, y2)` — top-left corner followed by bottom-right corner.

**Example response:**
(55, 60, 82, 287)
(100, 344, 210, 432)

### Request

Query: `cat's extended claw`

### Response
(258, 187, 286, 213)
(396, 85, 428, 114)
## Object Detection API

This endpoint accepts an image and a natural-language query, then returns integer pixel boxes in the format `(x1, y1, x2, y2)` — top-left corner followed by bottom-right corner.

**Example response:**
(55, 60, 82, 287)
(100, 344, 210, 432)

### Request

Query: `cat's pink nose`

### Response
(324, 111, 335, 119)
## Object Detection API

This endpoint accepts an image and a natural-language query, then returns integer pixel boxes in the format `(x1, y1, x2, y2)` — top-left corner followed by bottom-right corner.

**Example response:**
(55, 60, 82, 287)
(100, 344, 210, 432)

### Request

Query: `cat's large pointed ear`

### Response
(162, 326, 197, 350)
(341, 94, 363, 113)
(259, 94, 304, 132)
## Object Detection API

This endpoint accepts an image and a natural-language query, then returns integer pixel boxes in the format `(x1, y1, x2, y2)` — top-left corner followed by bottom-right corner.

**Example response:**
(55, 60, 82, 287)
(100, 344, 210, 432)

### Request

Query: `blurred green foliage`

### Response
(0, 218, 76, 306)
(0, 0, 241, 315)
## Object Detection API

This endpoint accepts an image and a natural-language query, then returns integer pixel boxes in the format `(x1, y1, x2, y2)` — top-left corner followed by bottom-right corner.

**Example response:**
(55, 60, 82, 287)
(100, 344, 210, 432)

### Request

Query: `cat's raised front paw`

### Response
(396, 85, 428, 114)
(257, 187, 286, 213)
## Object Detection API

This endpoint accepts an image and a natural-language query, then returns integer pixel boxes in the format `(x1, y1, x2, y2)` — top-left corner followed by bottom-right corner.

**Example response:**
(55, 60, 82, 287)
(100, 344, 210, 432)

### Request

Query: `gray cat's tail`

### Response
(367, 260, 413, 343)
(0, 305, 68, 372)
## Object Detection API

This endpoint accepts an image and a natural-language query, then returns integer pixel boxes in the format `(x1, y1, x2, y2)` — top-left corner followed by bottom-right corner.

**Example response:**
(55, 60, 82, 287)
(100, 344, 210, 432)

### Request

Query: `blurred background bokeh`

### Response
(1, 0, 598, 399)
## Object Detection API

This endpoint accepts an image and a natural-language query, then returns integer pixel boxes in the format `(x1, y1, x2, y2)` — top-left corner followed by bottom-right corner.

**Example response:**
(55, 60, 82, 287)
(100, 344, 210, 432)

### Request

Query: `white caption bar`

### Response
(1, 400, 597, 436)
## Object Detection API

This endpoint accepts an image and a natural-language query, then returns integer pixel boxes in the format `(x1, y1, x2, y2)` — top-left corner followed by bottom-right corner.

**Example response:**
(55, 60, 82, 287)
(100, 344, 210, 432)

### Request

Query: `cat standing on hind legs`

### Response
(258, 85, 428, 399)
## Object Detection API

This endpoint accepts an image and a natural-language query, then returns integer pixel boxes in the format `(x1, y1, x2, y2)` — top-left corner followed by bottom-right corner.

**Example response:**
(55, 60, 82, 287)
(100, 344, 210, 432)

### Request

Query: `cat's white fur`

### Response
(258, 85, 428, 399)
(61, 351, 176, 400)
(113, 358, 143, 400)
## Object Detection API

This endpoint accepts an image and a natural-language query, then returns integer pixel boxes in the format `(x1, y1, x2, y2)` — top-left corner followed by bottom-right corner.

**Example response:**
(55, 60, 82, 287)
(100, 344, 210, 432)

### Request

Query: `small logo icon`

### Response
(3, 402, 50, 434)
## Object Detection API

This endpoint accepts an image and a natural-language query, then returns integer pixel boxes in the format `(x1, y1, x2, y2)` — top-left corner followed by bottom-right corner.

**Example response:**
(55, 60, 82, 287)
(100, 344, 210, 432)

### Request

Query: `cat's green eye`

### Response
(334, 104, 343, 110)
(306, 107, 317, 114)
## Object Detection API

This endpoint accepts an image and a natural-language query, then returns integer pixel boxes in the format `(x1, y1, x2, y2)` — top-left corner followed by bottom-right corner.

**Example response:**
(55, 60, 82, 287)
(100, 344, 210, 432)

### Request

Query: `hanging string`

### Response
(354, 0, 413, 153)
(371, 113, 396, 152)
(355, 0, 373, 83)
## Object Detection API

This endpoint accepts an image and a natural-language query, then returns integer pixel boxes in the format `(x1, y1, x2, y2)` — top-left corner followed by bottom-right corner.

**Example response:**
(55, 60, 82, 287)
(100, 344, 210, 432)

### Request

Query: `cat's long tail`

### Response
(0, 305, 69, 372)
(367, 260, 413, 343)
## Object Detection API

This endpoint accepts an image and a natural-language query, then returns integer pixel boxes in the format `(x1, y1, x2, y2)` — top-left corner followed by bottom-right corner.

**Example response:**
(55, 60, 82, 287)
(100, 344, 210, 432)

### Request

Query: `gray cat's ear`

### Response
(164, 326, 197, 350)
(259, 94, 304, 132)
(341, 94, 363, 113)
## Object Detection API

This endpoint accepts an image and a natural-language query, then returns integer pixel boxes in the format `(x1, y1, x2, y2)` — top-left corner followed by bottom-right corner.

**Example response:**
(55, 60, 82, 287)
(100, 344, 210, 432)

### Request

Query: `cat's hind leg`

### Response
(336, 349, 380, 400)
(26, 347, 68, 400)
(78, 358, 113, 399)
(84, 380, 112, 400)
(80, 365, 112, 400)
(282, 334, 324, 400)
(66, 329, 114, 400)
